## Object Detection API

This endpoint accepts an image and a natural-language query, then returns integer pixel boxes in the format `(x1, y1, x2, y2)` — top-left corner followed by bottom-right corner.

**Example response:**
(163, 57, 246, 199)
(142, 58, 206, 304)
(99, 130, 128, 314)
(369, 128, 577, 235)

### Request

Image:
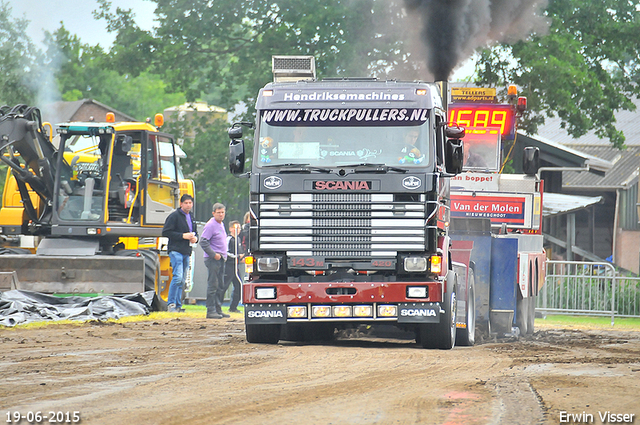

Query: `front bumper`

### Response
(244, 302, 443, 324)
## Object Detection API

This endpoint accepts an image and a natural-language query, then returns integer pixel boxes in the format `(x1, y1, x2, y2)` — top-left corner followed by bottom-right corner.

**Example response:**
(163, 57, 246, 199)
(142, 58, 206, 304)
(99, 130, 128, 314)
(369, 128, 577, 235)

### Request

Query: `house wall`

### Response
(543, 194, 615, 261)
(616, 229, 640, 274)
(569, 191, 615, 260)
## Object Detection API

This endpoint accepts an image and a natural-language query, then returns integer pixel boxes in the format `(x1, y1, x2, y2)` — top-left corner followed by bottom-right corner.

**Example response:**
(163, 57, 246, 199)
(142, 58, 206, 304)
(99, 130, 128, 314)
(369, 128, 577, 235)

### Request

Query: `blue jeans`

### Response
(168, 251, 190, 309)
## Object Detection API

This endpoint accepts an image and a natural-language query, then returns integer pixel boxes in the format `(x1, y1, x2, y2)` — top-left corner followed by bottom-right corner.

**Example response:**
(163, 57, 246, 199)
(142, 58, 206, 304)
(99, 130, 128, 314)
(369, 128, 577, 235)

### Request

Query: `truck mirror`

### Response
(229, 139, 245, 175)
(523, 146, 540, 175)
(228, 126, 243, 139)
(445, 139, 463, 175)
(445, 126, 465, 139)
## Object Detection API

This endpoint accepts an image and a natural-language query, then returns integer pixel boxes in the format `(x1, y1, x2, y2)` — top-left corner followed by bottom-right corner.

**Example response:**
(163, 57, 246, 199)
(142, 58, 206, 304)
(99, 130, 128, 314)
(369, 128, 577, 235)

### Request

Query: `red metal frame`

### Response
(243, 280, 444, 304)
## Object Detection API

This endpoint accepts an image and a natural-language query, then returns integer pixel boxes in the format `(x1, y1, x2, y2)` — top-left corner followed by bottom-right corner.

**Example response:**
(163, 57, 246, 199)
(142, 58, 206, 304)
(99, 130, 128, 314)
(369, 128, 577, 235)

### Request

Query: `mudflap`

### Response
(244, 303, 287, 324)
(397, 302, 442, 323)
(0, 255, 145, 294)
(489, 237, 519, 334)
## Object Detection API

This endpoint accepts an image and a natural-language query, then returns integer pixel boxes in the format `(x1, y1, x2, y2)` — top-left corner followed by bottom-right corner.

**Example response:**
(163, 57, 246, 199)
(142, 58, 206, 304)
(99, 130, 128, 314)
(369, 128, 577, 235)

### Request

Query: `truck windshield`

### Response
(256, 108, 432, 169)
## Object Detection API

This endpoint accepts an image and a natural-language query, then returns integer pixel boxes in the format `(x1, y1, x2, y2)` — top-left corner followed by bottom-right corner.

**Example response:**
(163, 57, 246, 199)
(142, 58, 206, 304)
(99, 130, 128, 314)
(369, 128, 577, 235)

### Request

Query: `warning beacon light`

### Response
(154, 113, 164, 128)
(517, 96, 527, 113)
(507, 85, 518, 103)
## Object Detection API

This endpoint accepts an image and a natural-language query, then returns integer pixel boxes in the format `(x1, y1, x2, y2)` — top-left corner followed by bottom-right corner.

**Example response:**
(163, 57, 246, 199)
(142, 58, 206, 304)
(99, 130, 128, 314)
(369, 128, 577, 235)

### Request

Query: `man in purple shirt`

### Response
(200, 203, 228, 319)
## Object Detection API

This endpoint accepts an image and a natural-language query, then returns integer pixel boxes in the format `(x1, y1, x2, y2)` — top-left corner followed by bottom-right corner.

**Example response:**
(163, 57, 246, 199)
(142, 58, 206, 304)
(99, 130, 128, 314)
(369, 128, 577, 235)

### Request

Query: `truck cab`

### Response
(229, 56, 467, 348)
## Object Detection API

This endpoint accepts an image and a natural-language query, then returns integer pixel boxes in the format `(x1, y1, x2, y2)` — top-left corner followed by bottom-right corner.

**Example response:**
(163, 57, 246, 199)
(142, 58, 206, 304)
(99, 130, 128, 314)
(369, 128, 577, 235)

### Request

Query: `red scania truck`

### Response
(228, 56, 544, 348)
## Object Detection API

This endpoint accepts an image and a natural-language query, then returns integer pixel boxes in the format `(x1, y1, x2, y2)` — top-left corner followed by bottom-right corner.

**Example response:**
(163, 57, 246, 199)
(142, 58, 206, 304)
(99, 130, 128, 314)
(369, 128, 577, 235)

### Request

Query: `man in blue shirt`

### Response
(200, 203, 228, 319)
(162, 194, 198, 312)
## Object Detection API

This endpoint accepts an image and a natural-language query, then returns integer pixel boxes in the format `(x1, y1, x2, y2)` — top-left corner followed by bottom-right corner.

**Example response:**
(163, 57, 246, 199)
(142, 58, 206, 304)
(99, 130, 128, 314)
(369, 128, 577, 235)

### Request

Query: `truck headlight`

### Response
(332, 305, 352, 317)
(353, 305, 373, 317)
(378, 305, 397, 317)
(404, 257, 427, 272)
(287, 306, 307, 318)
(255, 287, 276, 299)
(257, 257, 280, 272)
(407, 286, 428, 298)
(312, 306, 331, 317)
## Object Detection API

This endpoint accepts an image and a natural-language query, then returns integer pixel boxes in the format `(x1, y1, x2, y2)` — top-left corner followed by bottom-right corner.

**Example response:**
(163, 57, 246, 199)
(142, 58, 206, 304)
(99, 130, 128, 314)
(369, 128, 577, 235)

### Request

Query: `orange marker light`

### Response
(430, 255, 442, 274)
(154, 113, 164, 127)
(106, 112, 115, 123)
(508, 85, 517, 96)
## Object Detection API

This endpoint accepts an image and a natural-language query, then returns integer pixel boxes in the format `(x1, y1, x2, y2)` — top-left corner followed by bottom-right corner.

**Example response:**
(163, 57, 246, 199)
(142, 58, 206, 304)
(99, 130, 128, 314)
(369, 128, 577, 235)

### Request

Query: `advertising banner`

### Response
(451, 191, 533, 228)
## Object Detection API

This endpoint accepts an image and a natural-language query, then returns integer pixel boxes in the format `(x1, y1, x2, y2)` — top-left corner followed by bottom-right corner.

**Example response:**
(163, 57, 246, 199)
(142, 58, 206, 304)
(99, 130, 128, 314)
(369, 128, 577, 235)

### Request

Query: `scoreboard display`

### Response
(448, 104, 516, 139)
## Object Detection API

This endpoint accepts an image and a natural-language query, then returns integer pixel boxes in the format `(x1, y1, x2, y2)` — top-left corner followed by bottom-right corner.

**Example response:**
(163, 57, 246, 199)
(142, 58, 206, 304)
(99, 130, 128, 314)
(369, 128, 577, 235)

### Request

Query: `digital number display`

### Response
(448, 104, 516, 139)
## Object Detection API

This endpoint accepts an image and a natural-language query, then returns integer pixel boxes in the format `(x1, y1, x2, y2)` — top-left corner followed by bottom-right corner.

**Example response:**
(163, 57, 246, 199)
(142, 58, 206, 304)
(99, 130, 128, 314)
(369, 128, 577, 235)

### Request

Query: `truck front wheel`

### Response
(516, 294, 529, 336)
(526, 294, 536, 335)
(456, 270, 476, 346)
(245, 323, 281, 344)
(419, 281, 457, 349)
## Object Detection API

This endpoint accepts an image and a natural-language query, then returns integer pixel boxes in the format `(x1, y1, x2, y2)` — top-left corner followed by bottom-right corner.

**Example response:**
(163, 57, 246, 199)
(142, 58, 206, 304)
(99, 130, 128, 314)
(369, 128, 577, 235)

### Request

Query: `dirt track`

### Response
(1, 317, 639, 425)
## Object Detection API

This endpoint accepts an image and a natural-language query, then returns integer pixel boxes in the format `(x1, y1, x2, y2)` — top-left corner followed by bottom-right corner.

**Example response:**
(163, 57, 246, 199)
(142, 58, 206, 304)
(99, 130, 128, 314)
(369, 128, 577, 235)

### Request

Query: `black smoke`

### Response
(404, 0, 548, 81)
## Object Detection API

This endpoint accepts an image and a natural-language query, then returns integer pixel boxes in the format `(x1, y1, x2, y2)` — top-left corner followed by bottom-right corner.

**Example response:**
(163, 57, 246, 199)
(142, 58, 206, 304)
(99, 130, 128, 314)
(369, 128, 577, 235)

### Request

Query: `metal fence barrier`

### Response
(537, 260, 640, 325)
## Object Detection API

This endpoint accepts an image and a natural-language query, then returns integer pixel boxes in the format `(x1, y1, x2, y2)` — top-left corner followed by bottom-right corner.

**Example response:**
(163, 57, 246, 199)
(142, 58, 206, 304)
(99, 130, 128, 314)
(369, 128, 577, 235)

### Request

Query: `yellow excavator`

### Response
(0, 104, 194, 309)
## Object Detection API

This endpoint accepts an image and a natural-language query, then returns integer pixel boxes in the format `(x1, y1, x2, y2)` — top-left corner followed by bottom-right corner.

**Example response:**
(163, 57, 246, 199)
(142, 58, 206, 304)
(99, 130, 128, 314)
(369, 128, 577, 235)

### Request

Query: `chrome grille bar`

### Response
(258, 193, 429, 258)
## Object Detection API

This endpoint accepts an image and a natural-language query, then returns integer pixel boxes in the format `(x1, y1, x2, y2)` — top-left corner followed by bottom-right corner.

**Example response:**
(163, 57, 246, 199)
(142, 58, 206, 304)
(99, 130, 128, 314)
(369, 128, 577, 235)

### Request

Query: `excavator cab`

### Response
(0, 106, 186, 302)
(52, 123, 180, 236)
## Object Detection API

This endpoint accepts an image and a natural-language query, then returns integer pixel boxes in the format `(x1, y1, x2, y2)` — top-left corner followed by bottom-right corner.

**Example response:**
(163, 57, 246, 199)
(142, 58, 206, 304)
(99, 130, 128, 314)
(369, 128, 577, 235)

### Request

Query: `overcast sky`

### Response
(7, 0, 156, 48)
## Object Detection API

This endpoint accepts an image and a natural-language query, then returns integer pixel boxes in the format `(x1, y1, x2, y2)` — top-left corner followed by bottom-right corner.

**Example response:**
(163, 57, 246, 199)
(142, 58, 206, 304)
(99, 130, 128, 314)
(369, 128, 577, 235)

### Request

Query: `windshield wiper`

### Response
(262, 163, 309, 168)
(340, 163, 408, 173)
(261, 163, 332, 173)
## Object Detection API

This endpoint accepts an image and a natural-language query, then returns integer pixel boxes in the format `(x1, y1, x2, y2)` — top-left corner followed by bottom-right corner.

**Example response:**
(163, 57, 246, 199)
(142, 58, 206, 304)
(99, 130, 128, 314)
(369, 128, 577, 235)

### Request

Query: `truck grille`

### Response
(257, 193, 428, 258)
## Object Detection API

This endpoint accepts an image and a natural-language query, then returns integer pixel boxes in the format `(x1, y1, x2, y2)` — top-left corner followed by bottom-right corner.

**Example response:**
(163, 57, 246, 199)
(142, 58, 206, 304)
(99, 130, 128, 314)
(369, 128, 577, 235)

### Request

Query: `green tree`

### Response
(0, 1, 42, 197)
(475, 0, 640, 148)
(164, 112, 250, 222)
(95, 0, 417, 216)
(0, 1, 39, 106)
(98, 0, 413, 109)
(43, 25, 185, 121)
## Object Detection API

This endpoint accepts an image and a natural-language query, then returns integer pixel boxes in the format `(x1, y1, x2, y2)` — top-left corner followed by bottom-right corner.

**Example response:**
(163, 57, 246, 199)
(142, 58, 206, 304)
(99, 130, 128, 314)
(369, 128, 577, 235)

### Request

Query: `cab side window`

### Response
(147, 133, 159, 180)
(435, 115, 445, 168)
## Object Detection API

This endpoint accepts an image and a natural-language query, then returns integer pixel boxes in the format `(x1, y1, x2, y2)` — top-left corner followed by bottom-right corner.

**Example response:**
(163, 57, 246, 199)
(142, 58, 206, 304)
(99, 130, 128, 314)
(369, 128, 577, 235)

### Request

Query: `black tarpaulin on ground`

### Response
(0, 290, 155, 326)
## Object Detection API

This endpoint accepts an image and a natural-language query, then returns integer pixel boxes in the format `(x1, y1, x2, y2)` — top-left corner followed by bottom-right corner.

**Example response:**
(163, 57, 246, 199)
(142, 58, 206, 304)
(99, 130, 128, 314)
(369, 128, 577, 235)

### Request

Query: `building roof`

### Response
(532, 97, 640, 190)
(561, 145, 640, 191)
(543, 192, 604, 217)
(517, 132, 613, 174)
(41, 99, 137, 124)
(164, 101, 226, 114)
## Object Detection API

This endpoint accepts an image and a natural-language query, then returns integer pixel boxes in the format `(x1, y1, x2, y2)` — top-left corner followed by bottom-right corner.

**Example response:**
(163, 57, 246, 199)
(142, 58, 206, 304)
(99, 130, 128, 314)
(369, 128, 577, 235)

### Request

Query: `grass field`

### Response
(5, 305, 640, 331)
(536, 314, 640, 331)
(2, 305, 244, 330)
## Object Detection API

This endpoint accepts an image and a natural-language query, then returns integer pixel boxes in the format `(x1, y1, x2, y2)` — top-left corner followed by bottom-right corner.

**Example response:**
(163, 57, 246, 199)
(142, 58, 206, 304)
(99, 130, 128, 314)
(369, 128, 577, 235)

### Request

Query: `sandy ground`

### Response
(1, 316, 639, 425)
